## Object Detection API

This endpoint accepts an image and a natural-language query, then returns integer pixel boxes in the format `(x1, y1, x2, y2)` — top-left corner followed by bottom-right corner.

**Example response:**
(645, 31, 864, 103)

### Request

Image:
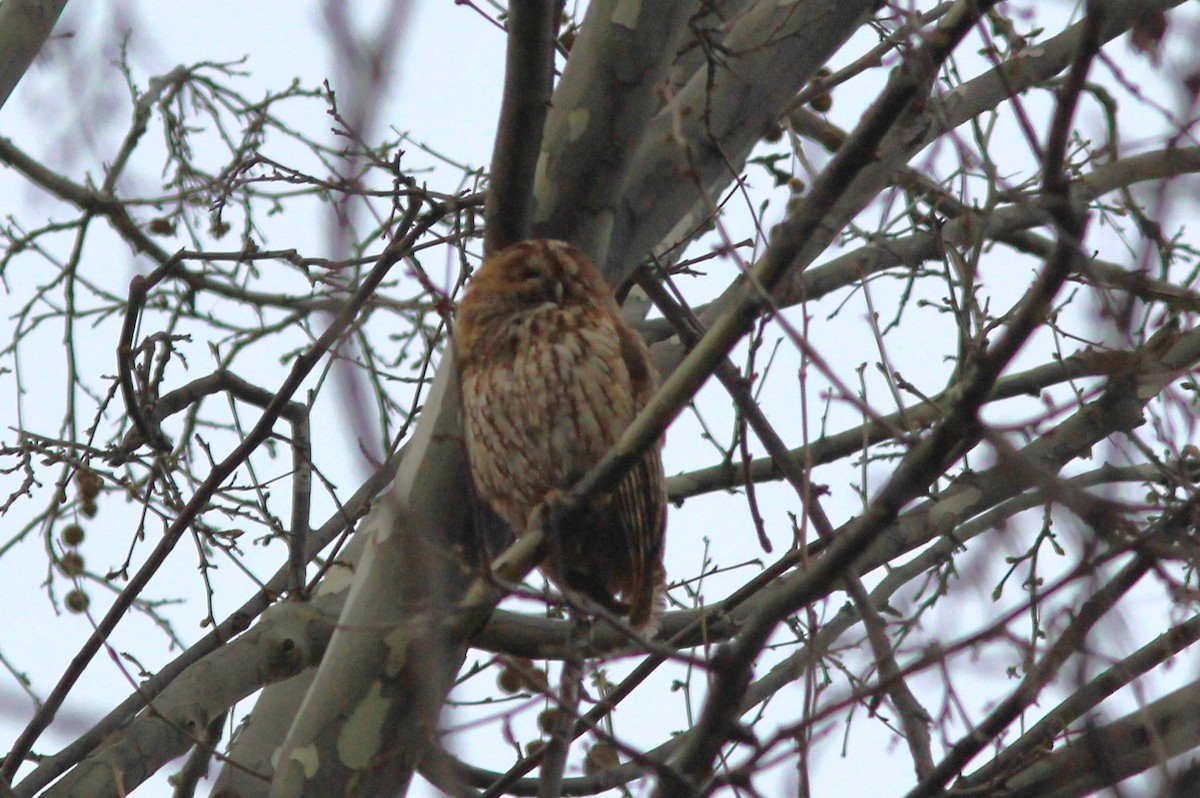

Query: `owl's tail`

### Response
(627, 562, 667, 638)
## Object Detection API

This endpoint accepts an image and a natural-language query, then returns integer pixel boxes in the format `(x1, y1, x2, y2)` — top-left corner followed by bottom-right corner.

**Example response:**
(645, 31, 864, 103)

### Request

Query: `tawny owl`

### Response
(455, 239, 667, 631)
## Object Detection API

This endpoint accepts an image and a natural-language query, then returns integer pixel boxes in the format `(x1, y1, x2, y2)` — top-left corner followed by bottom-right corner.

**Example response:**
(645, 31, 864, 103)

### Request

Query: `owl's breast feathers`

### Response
(462, 307, 636, 519)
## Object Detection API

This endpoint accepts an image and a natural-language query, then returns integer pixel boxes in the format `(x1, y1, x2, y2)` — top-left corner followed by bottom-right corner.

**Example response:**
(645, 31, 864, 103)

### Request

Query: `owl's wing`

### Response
(612, 315, 667, 630)
(613, 445, 667, 629)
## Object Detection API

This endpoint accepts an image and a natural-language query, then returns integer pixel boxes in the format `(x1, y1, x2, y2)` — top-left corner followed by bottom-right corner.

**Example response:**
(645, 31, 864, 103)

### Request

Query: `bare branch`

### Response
(484, 2, 556, 253)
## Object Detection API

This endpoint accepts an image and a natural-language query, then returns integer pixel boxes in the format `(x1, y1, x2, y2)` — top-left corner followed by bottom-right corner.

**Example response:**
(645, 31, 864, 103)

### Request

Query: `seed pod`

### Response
(521, 665, 550, 693)
(808, 67, 833, 112)
(537, 708, 564, 735)
(65, 589, 90, 613)
(58, 552, 85, 577)
(75, 469, 103, 501)
(584, 742, 619, 775)
(61, 524, 85, 547)
(497, 667, 523, 694)
(147, 217, 176, 236)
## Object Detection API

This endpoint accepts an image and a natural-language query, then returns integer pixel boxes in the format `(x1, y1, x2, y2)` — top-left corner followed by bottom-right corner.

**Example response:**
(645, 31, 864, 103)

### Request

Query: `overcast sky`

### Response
(2, 3, 1198, 796)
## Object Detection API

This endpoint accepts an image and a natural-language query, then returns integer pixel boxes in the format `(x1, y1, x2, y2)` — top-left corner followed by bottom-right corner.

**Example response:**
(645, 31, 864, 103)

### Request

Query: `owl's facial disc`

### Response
(508, 262, 565, 308)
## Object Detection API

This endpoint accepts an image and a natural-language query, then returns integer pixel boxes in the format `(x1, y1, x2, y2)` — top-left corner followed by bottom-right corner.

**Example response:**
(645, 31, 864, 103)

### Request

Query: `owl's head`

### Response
(455, 239, 617, 355)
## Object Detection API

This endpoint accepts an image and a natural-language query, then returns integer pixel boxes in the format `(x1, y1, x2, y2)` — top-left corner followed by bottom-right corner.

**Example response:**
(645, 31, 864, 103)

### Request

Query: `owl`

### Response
(455, 239, 667, 632)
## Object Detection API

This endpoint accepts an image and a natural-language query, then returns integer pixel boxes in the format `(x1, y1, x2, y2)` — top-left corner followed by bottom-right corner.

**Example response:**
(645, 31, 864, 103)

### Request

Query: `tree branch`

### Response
(484, 2, 556, 253)
(0, 0, 69, 111)
(529, 0, 700, 266)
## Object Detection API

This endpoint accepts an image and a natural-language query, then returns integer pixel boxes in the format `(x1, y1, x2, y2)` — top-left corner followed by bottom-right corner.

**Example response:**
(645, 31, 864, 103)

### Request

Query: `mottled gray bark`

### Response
(0, 0, 68, 111)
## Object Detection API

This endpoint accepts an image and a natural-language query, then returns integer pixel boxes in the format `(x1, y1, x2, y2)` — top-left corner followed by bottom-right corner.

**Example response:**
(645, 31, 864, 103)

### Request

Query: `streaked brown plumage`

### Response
(455, 239, 666, 631)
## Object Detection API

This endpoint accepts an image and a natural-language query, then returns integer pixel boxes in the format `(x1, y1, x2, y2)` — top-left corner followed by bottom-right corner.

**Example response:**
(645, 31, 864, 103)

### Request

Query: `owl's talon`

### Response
(528, 488, 569, 535)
